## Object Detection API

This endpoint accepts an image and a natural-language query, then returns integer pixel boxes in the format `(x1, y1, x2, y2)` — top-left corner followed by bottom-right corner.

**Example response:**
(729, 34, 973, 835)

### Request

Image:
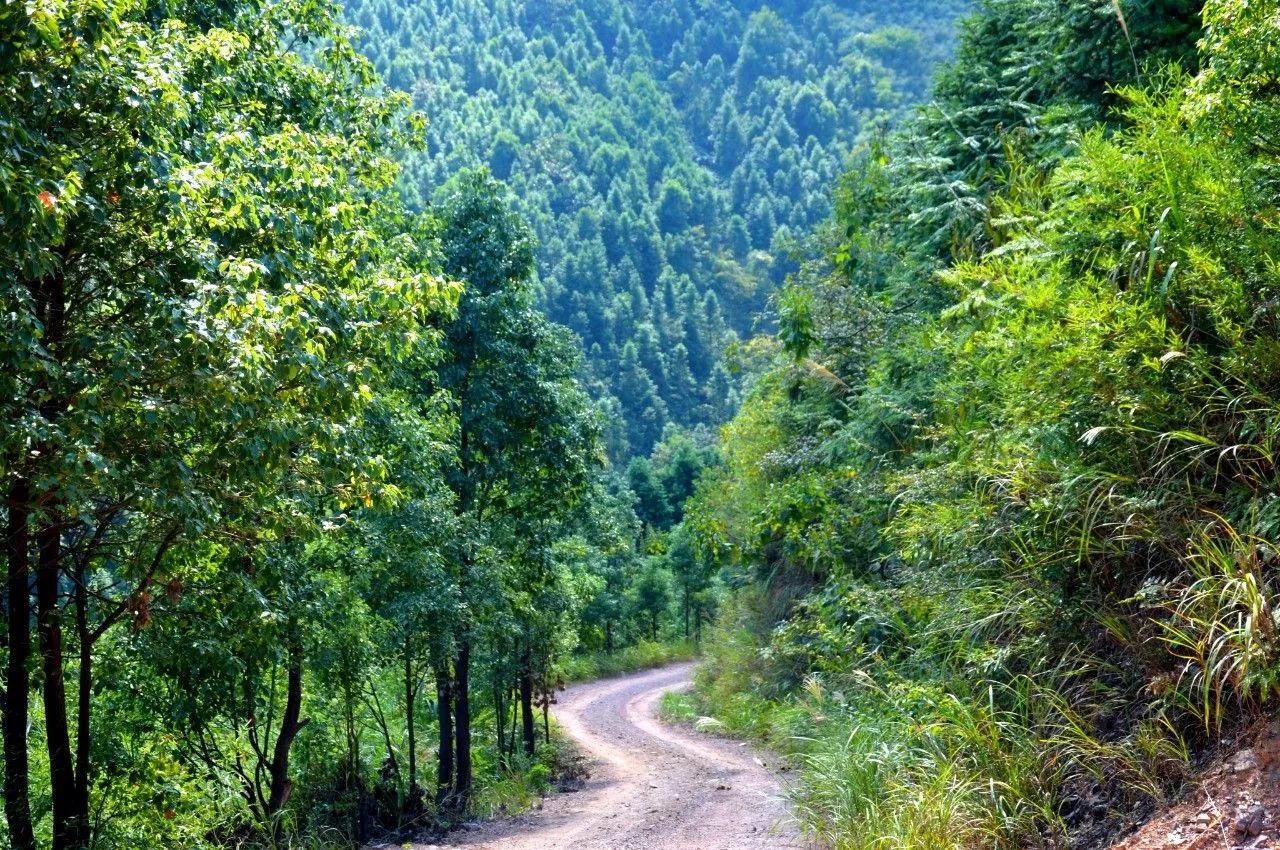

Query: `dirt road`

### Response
(430, 663, 805, 850)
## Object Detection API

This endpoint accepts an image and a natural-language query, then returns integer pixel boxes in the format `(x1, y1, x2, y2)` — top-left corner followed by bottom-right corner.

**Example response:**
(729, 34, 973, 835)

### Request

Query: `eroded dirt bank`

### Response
(422, 663, 805, 850)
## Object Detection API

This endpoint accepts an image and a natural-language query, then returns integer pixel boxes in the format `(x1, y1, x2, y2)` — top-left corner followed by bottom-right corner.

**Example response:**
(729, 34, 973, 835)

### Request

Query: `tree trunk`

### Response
(343, 683, 359, 791)
(507, 686, 518, 757)
(33, 266, 83, 848)
(404, 638, 417, 793)
(452, 639, 472, 814)
(605, 618, 613, 654)
(265, 639, 304, 817)
(74, 558, 92, 834)
(519, 646, 535, 758)
(3, 474, 36, 850)
(493, 678, 505, 766)
(37, 505, 88, 850)
(434, 664, 453, 806)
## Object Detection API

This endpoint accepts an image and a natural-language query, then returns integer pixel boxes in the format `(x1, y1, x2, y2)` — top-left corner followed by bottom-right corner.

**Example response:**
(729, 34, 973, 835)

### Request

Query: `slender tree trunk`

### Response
(341, 682, 363, 842)
(507, 686, 518, 757)
(404, 637, 417, 793)
(452, 639, 472, 814)
(519, 646, 535, 758)
(74, 558, 92, 836)
(4, 474, 36, 850)
(37, 505, 88, 850)
(343, 684, 359, 784)
(493, 678, 505, 766)
(434, 664, 453, 806)
(33, 268, 84, 848)
(265, 639, 304, 817)
(70, 558, 94, 850)
(605, 618, 613, 654)
(683, 591, 690, 639)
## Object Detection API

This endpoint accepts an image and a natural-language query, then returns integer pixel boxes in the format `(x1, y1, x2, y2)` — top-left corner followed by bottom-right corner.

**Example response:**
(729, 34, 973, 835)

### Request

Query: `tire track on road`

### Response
(429, 663, 805, 850)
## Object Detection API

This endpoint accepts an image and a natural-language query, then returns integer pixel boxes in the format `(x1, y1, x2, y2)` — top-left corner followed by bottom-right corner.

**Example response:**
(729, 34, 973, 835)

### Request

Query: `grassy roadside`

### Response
(470, 735, 582, 821)
(663, 591, 1206, 850)
(557, 640, 696, 684)
(678, 670, 1068, 850)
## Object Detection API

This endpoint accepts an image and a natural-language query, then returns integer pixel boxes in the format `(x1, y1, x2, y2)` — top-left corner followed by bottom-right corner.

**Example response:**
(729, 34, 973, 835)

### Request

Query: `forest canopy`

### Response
(344, 0, 968, 456)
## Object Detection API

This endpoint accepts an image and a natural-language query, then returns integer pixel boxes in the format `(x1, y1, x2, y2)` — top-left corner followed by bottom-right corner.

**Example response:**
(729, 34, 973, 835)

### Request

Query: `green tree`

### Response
(489, 130, 521, 180)
(631, 557, 674, 641)
(0, 0, 453, 845)
(627, 457, 671, 529)
(658, 179, 694, 234)
(666, 524, 717, 642)
(430, 169, 599, 816)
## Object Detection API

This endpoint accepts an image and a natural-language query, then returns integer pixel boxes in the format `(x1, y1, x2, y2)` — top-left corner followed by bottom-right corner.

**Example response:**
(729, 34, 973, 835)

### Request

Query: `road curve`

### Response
(431, 662, 806, 850)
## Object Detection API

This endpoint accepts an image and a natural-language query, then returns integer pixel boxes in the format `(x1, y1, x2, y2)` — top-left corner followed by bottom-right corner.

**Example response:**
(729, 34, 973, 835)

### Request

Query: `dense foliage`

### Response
(3, 0, 962, 841)
(0, 0, 777, 846)
(343, 0, 968, 456)
(686, 0, 1280, 848)
(14, 0, 1277, 848)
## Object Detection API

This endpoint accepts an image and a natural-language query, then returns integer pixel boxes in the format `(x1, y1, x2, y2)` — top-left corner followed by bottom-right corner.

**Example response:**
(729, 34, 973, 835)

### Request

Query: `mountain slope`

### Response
(344, 0, 968, 456)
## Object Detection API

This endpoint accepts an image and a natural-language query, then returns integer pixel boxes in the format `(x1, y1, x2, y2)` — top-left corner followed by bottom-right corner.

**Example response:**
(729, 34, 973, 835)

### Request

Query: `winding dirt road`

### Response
(430, 663, 805, 850)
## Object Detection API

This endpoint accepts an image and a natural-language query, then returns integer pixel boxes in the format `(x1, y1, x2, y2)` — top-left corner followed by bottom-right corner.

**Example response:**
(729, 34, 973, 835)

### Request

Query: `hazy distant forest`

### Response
(347, 0, 967, 456)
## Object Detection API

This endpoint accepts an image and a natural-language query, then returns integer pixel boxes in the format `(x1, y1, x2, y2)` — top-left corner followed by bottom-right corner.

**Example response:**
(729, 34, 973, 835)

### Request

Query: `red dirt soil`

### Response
(1111, 720, 1280, 850)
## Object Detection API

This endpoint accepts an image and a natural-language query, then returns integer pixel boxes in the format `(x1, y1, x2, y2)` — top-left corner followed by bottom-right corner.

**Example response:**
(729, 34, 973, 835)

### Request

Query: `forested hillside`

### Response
(685, 0, 1280, 848)
(9, 0, 1280, 849)
(343, 0, 967, 455)
(2, 0, 967, 846)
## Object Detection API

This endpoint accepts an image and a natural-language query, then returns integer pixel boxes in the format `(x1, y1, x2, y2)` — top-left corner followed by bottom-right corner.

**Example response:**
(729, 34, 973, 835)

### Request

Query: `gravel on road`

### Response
(424, 662, 806, 850)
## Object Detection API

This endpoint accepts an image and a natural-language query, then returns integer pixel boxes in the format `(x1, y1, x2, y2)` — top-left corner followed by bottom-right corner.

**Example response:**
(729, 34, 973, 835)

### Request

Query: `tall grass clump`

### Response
(1148, 520, 1280, 733)
(689, 581, 1086, 849)
(786, 686, 1062, 850)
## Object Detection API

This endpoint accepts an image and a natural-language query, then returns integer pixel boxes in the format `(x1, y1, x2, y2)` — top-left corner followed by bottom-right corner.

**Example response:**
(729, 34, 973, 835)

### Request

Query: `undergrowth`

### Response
(684, 10, 1280, 846)
(558, 640, 696, 683)
(471, 739, 572, 820)
(687, 579, 1210, 850)
(658, 691, 699, 725)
